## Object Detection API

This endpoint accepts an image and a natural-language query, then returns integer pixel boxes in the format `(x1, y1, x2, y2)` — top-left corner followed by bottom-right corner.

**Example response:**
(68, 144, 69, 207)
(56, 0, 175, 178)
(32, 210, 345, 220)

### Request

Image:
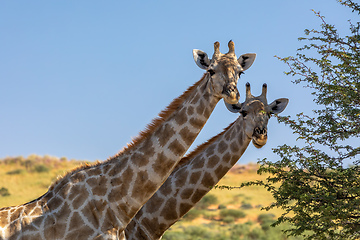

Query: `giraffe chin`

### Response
(223, 95, 239, 105)
(252, 139, 266, 149)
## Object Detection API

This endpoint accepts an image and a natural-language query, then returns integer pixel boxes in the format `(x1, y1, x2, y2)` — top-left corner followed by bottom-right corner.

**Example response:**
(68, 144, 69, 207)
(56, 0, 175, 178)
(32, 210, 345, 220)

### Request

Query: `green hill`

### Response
(0, 155, 303, 239)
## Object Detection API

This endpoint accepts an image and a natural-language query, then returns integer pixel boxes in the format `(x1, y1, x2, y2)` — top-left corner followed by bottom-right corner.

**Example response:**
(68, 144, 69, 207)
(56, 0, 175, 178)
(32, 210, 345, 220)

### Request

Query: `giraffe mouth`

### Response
(222, 84, 240, 104)
(223, 91, 240, 104)
(252, 138, 267, 149)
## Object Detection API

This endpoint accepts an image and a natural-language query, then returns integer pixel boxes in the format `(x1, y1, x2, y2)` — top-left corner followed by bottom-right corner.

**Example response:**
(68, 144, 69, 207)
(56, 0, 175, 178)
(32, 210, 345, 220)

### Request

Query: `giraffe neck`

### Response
(125, 115, 252, 240)
(104, 74, 220, 224)
(0, 74, 222, 239)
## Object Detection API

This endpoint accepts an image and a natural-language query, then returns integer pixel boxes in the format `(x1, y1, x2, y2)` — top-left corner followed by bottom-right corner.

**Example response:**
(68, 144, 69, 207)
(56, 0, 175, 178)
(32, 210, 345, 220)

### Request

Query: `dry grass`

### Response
(0, 156, 85, 207)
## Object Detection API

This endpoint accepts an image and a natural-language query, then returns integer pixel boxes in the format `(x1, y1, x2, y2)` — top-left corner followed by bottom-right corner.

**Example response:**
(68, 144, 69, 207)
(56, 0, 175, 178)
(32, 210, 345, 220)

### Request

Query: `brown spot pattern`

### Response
(217, 141, 228, 154)
(138, 140, 155, 156)
(168, 139, 185, 156)
(131, 152, 147, 167)
(191, 189, 208, 203)
(87, 168, 102, 177)
(47, 196, 63, 210)
(70, 171, 86, 183)
(180, 188, 194, 199)
(152, 152, 171, 176)
(156, 123, 176, 147)
(187, 106, 194, 115)
(159, 181, 172, 196)
(190, 93, 200, 104)
(189, 172, 201, 184)
(193, 157, 204, 169)
(201, 172, 216, 188)
(174, 108, 188, 125)
(207, 155, 220, 168)
(205, 145, 215, 157)
(0, 210, 9, 226)
(179, 127, 196, 146)
(196, 100, 205, 115)
(215, 165, 226, 178)
(160, 198, 178, 221)
(230, 141, 240, 152)
(110, 176, 122, 186)
(144, 194, 163, 214)
(131, 171, 149, 199)
(73, 191, 89, 209)
(179, 203, 193, 216)
(10, 207, 22, 223)
(189, 117, 204, 129)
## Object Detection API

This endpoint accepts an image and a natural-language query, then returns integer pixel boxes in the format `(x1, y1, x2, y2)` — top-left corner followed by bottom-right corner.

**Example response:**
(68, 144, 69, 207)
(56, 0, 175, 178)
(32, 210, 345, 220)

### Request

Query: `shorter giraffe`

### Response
(124, 83, 289, 240)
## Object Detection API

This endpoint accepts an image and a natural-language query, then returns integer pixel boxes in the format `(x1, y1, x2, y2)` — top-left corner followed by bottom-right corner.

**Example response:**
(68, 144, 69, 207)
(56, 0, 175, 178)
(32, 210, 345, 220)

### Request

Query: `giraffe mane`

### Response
(110, 73, 208, 159)
(46, 161, 96, 192)
(174, 120, 236, 170)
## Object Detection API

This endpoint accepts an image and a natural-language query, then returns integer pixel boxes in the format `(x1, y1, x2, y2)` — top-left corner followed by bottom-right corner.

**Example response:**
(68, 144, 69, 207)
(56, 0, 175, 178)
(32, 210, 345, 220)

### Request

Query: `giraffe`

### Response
(0, 41, 256, 240)
(124, 83, 289, 240)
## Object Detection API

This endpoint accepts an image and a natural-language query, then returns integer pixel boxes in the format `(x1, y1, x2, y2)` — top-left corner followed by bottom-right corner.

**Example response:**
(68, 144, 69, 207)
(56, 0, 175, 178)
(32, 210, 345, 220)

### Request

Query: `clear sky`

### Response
(0, 1, 355, 164)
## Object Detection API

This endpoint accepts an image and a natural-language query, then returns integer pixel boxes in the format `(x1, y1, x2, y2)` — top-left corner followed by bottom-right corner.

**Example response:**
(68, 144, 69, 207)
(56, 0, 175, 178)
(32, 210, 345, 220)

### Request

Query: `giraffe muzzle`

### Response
(252, 127, 268, 148)
(222, 84, 240, 104)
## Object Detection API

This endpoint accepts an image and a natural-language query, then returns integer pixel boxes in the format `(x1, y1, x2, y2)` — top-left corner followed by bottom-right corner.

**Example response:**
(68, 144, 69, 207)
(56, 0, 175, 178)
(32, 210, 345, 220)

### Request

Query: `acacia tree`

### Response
(254, 1, 360, 239)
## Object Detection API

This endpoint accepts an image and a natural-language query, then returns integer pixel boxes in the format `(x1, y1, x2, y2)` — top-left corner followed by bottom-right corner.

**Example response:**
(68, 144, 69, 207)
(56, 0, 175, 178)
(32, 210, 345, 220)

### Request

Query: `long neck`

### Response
(125, 116, 252, 240)
(0, 75, 221, 239)
(103, 74, 220, 227)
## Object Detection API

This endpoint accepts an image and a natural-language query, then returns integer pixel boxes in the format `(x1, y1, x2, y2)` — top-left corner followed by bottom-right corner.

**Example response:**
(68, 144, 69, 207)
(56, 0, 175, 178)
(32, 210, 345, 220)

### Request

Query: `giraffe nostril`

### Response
(254, 127, 267, 136)
(262, 128, 267, 135)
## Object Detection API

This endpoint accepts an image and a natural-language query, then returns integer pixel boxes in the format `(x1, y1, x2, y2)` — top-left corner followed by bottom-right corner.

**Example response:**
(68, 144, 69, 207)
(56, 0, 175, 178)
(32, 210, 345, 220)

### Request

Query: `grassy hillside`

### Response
(0, 156, 302, 239)
(0, 155, 88, 207)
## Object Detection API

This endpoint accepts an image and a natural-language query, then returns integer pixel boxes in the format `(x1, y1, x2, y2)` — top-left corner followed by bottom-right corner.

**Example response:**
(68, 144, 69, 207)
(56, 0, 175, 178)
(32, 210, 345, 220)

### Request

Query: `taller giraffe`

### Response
(0, 41, 256, 240)
(124, 83, 289, 240)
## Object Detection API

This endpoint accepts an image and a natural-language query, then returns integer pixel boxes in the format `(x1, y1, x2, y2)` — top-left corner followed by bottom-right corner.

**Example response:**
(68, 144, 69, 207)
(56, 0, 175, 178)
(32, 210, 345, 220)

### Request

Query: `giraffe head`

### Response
(226, 83, 289, 148)
(193, 41, 256, 104)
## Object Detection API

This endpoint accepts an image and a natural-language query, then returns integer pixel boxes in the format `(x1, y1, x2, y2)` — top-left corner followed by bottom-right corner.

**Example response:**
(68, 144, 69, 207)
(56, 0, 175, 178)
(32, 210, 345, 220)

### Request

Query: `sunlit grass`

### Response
(0, 156, 85, 207)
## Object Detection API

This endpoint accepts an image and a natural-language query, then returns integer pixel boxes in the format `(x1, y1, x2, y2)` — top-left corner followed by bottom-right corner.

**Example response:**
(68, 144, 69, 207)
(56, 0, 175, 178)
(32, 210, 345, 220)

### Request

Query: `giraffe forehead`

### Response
(214, 58, 241, 78)
(216, 55, 239, 67)
(243, 100, 266, 111)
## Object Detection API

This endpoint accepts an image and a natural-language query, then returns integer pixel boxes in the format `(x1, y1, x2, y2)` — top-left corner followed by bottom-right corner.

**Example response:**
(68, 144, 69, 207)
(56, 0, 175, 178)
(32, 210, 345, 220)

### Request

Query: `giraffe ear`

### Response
(269, 98, 289, 114)
(238, 53, 256, 71)
(224, 100, 242, 113)
(193, 49, 211, 70)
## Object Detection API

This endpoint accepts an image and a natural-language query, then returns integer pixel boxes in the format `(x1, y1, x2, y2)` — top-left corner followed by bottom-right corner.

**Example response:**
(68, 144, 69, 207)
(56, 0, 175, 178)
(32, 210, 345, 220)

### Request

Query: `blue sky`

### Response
(0, 1, 354, 163)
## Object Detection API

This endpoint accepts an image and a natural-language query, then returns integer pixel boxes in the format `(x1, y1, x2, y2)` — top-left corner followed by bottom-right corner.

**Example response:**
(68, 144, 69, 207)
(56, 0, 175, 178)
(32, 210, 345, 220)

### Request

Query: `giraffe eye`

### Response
(208, 69, 215, 76)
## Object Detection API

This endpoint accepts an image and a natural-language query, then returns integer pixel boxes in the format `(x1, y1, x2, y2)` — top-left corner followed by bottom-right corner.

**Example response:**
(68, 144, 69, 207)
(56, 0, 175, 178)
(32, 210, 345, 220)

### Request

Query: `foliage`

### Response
(201, 210, 216, 220)
(34, 164, 50, 173)
(218, 204, 227, 209)
(195, 193, 218, 209)
(182, 209, 203, 221)
(240, 203, 253, 210)
(246, 1, 360, 239)
(163, 222, 304, 240)
(6, 169, 24, 175)
(0, 187, 10, 197)
(219, 209, 246, 219)
(257, 213, 276, 224)
(222, 216, 235, 224)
